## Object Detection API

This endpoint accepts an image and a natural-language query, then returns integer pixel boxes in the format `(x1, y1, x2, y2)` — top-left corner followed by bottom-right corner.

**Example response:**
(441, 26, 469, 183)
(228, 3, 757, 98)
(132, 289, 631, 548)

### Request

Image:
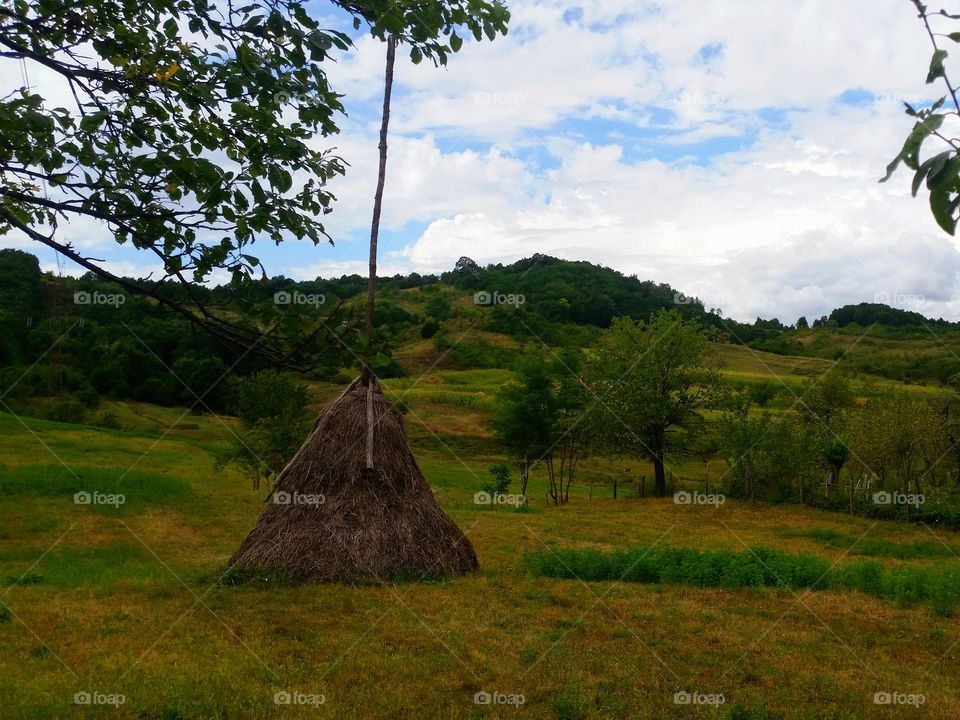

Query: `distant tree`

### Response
(849, 391, 948, 498)
(454, 256, 480, 275)
(420, 317, 440, 339)
(799, 372, 855, 431)
(796, 316, 809, 330)
(587, 310, 720, 497)
(492, 347, 593, 504)
(747, 380, 780, 408)
(425, 294, 453, 322)
(719, 402, 815, 502)
(542, 349, 593, 505)
(492, 349, 553, 497)
(482, 463, 512, 497)
(215, 370, 310, 489)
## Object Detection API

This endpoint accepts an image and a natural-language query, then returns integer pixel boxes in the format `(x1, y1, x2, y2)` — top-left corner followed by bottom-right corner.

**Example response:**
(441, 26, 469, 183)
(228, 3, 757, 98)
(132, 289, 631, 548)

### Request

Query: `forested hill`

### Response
(4, 247, 960, 418)
(438, 254, 721, 328)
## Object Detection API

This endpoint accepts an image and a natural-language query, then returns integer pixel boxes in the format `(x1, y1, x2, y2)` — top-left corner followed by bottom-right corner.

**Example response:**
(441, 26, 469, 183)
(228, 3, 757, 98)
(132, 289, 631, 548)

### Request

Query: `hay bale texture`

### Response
(229, 377, 479, 582)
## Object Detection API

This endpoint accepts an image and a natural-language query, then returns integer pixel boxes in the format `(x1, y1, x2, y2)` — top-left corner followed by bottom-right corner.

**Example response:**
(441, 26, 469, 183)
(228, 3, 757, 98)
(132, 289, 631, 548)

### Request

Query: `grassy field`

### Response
(3, 358, 960, 718)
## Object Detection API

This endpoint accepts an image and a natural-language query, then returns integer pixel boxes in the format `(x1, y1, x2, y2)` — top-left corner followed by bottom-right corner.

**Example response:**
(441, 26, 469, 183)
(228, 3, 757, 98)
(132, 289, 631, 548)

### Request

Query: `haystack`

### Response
(228, 376, 479, 581)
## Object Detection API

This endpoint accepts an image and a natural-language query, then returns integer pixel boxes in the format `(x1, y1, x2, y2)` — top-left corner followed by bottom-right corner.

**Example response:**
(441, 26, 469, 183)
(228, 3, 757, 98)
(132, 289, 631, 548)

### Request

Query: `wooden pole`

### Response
(362, 34, 397, 385)
(361, 35, 397, 475)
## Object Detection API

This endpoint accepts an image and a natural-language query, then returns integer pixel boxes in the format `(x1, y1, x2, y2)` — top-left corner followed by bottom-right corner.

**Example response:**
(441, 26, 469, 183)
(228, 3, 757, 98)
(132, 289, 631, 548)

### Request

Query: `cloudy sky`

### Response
(5, 0, 960, 323)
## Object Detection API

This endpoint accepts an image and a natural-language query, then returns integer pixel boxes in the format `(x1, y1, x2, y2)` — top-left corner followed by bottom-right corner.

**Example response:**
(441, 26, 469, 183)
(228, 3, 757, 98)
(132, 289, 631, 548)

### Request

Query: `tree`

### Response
(482, 463, 511, 497)
(492, 348, 553, 497)
(718, 401, 815, 503)
(587, 310, 720, 497)
(797, 371, 855, 492)
(215, 370, 310, 489)
(849, 391, 949, 498)
(796, 316, 809, 330)
(0, 0, 509, 363)
(882, 1, 960, 234)
(542, 348, 593, 505)
(491, 347, 593, 504)
(799, 371, 854, 431)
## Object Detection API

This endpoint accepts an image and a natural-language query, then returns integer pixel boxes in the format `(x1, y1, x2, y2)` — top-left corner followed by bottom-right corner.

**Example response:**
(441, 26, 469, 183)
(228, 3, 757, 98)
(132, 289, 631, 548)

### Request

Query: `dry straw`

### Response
(229, 377, 479, 581)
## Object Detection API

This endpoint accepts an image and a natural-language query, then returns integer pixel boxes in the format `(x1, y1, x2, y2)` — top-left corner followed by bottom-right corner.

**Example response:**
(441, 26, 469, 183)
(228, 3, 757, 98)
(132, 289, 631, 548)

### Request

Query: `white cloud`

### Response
(6, 0, 960, 324)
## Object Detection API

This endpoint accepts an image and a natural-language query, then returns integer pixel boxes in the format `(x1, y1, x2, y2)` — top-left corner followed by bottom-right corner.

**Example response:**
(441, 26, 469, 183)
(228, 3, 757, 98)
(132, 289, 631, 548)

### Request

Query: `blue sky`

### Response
(5, 0, 960, 322)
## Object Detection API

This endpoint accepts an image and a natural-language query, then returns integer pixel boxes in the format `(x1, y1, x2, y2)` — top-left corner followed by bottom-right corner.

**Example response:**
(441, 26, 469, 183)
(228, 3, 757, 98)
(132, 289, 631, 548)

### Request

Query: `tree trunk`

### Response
(362, 34, 397, 384)
(653, 455, 666, 497)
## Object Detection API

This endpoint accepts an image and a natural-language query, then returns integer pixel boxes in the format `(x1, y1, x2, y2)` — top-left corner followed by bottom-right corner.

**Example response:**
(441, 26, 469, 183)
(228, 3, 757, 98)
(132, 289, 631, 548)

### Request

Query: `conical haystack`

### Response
(229, 377, 479, 582)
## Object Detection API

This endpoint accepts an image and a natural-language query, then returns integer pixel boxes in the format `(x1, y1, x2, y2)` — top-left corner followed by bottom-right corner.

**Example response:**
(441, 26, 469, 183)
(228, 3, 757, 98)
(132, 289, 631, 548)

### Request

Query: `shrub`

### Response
(526, 545, 960, 614)
(420, 317, 440, 339)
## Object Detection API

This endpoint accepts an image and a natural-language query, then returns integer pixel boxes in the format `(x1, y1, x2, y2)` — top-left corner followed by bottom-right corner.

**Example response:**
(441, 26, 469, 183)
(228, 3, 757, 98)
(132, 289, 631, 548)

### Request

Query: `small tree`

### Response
(542, 349, 593, 505)
(492, 347, 592, 504)
(718, 399, 815, 503)
(492, 348, 553, 497)
(482, 463, 512, 497)
(216, 370, 310, 489)
(587, 310, 720, 497)
(798, 371, 855, 493)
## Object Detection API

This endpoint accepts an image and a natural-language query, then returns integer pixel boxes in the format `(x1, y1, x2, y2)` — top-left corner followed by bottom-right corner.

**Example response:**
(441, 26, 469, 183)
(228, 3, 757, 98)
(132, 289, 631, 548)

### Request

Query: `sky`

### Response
(4, 0, 960, 323)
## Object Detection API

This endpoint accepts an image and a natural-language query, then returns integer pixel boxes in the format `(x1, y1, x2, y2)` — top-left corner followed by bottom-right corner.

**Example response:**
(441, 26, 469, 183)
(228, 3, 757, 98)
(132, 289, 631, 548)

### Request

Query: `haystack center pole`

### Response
(363, 34, 397, 472)
(362, 34, 398, 385)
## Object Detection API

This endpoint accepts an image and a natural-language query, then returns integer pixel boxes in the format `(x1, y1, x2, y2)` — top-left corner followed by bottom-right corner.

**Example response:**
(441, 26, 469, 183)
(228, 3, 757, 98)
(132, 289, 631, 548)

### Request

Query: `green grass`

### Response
(526, 545, 960, 615)
(5, 381, 960, 718)
(0, 542, 170, 588)
(779, 527, 960, 560)
(0, 464, 192, 512)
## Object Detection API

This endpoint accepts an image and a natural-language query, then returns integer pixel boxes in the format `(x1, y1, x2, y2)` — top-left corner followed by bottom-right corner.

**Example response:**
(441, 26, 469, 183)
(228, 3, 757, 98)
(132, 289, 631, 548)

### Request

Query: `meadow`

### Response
(2, 357, 960, 719)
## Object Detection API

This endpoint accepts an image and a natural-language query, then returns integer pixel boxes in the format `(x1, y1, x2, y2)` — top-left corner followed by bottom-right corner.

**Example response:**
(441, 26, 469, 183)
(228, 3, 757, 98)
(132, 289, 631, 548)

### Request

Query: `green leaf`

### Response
(927, 49, 948, 84)
(930, 186, 958, 234)
(913, 152, 950, 196)
(880, 114, 945, 182)
(450, 32, 463, 52)
(410, 46, 423, 64)
(927, 156, 960, 198)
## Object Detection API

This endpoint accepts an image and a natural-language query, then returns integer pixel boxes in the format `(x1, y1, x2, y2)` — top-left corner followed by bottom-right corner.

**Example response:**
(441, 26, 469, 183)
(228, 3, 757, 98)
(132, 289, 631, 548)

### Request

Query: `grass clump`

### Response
(780, 527, 958, 560)
(527, 545, 960, 615)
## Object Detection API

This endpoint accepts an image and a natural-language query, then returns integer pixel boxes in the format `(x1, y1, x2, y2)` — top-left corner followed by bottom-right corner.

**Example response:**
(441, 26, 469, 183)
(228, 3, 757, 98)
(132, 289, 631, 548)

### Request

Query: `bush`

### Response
(482, 463, 511, 496)
(420, 317, 440, 339)
(44, 400, 87, 424)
